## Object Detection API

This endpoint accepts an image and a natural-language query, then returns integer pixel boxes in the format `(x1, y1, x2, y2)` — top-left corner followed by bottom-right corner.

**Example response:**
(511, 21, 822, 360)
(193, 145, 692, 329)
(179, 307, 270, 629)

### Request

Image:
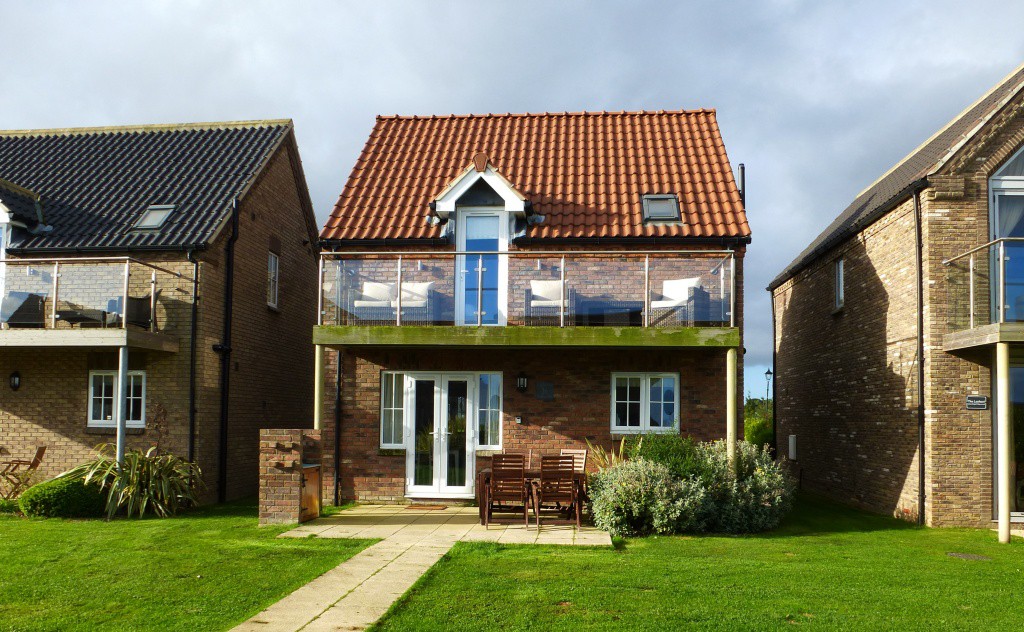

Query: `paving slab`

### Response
(234, 505, 610, 632)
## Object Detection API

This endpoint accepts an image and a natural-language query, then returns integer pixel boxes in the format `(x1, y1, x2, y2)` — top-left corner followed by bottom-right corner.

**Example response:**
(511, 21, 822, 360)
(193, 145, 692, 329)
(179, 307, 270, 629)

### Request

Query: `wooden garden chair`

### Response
(531, 454, 580, 529)
(484, 453, 530, 527)
(0, 446, 46, 499)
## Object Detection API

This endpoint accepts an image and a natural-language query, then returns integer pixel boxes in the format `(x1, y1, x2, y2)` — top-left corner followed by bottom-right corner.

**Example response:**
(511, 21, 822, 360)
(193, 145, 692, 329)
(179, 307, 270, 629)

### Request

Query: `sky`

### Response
(4, 0, 1024, 396)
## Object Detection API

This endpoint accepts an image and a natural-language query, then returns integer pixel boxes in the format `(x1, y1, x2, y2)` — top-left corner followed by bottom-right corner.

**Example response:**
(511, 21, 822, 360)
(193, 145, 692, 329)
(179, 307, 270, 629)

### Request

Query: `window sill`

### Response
(610, 427, 678, 435)
(86, 426, 146, 435)
(378, 447, 405, 456)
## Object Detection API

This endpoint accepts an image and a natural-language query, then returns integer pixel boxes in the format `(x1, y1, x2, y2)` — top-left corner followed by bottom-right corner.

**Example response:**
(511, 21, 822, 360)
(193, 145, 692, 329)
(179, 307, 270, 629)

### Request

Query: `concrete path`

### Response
(234, 505, 611, 632)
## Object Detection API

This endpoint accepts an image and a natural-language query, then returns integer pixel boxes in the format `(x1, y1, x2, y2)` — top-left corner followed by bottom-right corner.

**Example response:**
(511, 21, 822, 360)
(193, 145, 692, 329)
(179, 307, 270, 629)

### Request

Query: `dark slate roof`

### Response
(769, 63, 1024, 290)
(0, 177, 43, 226)
(0, 120, 292, 252)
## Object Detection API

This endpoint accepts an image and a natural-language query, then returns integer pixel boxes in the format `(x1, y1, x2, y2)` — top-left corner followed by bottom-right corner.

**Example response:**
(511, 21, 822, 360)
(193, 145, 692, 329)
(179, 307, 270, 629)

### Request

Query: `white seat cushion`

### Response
(360, 281, 395, 302)
(660, 277, 702, 301)
(530, 299, 567, 308)
(530, 279, 565, 303)
(393, 281, 433, 308)
(353, 299, 391, 308)
(651, 299, 687, 309)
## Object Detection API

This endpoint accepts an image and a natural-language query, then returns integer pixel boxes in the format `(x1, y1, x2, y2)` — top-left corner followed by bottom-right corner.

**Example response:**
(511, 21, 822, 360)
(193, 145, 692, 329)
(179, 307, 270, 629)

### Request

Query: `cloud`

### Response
(4, 0, 1023, 393)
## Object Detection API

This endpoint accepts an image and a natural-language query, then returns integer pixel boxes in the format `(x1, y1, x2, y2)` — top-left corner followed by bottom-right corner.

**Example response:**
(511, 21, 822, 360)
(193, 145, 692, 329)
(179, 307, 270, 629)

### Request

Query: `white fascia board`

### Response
(435, 166, 526, 217)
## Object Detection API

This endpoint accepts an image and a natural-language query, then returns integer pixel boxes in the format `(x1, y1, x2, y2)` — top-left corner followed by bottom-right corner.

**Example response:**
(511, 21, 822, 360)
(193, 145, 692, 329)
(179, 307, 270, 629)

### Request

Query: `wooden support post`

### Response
(997, 342, 1012, 543)
(313, 344, 324, 430)
(726, 346, 737, 470)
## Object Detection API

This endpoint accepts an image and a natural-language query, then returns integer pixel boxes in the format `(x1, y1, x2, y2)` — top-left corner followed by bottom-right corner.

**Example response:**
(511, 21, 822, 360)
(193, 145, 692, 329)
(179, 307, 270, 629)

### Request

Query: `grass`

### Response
(374, 495, 1023, 631)
(0, 500, 372, 631)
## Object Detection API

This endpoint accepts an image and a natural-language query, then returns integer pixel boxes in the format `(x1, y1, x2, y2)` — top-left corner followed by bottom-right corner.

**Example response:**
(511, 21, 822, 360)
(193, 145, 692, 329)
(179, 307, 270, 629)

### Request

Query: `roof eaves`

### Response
(0, 118, 293, 138)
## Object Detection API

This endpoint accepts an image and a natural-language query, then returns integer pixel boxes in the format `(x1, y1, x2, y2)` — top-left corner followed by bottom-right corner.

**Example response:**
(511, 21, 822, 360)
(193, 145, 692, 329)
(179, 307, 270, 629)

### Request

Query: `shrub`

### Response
(624, 434, 706, 480)
(63, 444, 204, 519)
(744, 412, 774, 449)
(0, 498, 21, 514)
(588, 439, 795, 536)
(586, 436, 628, 471)
(589, 459, 694, 536)
(18, 477, 107, 518)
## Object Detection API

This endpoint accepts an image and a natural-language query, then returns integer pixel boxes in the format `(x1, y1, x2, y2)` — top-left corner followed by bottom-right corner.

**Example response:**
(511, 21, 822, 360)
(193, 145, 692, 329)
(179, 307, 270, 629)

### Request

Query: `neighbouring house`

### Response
(769, 62, 1024, 540)
(0, 120, 319, 501)
(313, 110, 750, 504)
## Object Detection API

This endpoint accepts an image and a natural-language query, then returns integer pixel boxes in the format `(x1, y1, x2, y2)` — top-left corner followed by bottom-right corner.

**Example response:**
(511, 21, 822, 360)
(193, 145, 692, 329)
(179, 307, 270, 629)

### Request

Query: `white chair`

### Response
(650, 277, 708, 324)
(526, 279, 570, 324)
(352, 281, 395, 308)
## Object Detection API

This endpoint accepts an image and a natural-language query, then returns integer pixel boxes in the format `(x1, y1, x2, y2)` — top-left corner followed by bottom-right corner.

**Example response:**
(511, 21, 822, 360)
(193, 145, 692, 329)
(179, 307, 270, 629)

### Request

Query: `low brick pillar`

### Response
(259, 429, 322, 525)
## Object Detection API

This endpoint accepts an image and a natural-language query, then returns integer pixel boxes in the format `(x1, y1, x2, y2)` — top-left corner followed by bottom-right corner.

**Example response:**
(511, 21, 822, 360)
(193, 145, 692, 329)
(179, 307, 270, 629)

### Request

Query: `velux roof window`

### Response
(642, 194, 681, 222)
(134, 204, 175, 229)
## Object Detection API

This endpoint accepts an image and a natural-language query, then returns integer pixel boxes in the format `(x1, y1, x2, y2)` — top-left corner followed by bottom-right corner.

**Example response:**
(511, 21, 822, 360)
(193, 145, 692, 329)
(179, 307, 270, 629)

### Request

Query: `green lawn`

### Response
(0, 501, 372, 632)
(374, 496, 1023, 631)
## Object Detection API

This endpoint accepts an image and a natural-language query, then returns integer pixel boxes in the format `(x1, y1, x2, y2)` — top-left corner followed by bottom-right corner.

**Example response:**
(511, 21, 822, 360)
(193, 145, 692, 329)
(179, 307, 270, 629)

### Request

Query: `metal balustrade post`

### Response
(396, 255, 403, 326)
(643, 255, 650, 327)
(149, 270, 157, 332)
(1000, 241, 1007, 324)
(559, 255, 566, 328)
(729, 254, 736, 328)
(476, 254, 483, 326)
(51, 262, 59, 329)
(969, 253, 975, 329)
(317, 256, 325, 326)
(122, 260, 130, 330)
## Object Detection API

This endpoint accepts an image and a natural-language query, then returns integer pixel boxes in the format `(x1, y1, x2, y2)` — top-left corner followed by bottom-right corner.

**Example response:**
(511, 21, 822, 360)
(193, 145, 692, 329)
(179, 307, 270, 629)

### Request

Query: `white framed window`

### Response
(267, 251, 280, 308)
(477, 373, 503, 449)
(610, 372, 679, 433)
(380, 372, 405, 449)
(88, 371, 146, 428)
(834, 258, 844, 310)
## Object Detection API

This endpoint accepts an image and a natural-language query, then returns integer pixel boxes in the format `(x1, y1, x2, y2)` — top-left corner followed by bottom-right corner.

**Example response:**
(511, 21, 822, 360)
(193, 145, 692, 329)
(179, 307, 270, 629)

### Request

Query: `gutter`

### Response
(912, 188, 927, 525)
(5, 244, 209, 256)
(186, 249, 200, 464)
(212, 199, 240, 503)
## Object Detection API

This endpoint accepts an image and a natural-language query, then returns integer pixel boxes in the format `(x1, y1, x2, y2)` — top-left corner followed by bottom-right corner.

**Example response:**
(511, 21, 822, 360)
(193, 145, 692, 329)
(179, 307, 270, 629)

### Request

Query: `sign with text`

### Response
(966, 395, 989, 410)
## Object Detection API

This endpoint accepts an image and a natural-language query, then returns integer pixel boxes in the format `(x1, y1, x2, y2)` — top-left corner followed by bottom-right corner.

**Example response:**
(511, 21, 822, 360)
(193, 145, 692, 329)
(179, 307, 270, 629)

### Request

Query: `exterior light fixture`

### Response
(516, 372, 528, 393)
(764, 369, 773, 401)
(9, 371, 21, 391)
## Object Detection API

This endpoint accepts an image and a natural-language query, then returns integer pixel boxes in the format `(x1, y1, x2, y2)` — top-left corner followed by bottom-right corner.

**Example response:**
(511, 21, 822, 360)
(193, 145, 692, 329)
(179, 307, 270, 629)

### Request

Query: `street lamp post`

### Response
(764, 368, 773, 419)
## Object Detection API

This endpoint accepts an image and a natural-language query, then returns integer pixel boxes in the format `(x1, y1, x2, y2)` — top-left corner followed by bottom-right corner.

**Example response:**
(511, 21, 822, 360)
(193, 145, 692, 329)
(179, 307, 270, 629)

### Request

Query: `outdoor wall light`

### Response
(516, 372, 528, 393)
(9, 371, 21, 391)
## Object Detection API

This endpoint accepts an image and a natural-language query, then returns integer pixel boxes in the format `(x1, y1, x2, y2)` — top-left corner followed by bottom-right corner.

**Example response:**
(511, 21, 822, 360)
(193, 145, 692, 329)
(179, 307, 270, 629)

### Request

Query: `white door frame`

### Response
(455, 207, 509, 326)
(404, 372, 477, 499)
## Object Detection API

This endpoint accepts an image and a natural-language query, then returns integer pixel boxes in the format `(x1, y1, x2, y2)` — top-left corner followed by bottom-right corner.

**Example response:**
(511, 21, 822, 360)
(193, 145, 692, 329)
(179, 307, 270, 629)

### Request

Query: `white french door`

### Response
(405, 374, 476, 498)
(456, 209, 508, 326)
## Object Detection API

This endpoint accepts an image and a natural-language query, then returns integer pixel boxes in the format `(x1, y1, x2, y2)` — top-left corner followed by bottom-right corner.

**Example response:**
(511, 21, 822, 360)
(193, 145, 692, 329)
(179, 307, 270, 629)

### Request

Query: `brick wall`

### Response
(772, 88, 1024, 527)
(0, 137, 318, 502)
(258, 428, 321, 525)
(319, 345, 739, 503)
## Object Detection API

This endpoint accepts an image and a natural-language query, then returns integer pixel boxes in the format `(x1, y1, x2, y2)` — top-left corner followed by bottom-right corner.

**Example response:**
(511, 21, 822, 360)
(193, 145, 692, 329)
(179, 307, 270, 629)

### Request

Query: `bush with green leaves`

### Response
(0, 498, 21, 514)
(588, 439, 794, 536)
(17, 477, 107, 518)
(62, 444, 204, 519)
(744, 412, 774, 448)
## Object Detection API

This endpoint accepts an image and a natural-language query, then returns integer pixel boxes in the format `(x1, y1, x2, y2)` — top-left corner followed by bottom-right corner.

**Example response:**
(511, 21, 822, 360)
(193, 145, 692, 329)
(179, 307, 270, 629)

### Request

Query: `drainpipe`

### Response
(333, 349, 342, 506)
(913, 188, 926, 525)
(186, 249, 200, 464)
(213, 199, 239, 502)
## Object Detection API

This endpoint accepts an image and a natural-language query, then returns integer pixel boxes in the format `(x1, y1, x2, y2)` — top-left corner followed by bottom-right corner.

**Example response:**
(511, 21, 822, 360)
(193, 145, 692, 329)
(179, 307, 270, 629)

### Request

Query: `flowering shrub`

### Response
(588, 439, 794, 536)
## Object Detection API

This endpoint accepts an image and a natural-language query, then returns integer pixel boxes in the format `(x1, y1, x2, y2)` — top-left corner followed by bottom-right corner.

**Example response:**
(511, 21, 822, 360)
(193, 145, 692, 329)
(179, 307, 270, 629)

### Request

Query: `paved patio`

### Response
(234, 505, 611, 631)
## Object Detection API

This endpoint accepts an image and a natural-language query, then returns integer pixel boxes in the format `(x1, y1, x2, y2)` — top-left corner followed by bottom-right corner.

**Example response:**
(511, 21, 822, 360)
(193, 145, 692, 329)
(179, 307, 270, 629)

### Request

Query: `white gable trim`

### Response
(434, 165, 526, 218)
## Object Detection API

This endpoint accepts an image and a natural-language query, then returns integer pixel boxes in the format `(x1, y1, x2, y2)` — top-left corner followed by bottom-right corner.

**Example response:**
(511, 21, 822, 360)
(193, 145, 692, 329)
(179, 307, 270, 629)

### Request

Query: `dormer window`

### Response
(134, 204, 175, 229)
(642, 194, 681, 222)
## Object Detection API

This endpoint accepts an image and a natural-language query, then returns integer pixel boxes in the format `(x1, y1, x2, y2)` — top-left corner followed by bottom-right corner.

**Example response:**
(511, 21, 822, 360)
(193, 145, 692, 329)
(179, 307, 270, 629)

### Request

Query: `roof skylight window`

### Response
(135, 204, 175, 229)
(642, 194, 681, 222)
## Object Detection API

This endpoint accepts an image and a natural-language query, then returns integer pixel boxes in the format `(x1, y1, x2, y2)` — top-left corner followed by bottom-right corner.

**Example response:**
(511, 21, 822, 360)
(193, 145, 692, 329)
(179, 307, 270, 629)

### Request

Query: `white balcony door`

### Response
(405, 374, 476, 498)
(456, 209, 507, 326)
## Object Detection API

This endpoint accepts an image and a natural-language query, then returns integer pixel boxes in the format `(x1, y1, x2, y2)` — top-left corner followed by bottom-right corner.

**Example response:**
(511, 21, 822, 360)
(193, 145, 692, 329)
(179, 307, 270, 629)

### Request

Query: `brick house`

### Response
(313, 110, 750, 504)
(769, 63, 1024, 541)
(0, 120, 319, 501)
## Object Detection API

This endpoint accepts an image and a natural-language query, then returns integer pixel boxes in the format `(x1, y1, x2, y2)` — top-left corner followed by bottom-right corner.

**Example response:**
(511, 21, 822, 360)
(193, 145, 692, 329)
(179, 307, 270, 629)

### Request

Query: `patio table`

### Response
(476, 468, 587, 525)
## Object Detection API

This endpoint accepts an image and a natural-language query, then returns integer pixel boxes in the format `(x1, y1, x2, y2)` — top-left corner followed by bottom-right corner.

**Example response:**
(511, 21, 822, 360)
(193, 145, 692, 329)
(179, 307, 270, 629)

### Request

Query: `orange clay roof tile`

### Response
(321, 110, 749, 242)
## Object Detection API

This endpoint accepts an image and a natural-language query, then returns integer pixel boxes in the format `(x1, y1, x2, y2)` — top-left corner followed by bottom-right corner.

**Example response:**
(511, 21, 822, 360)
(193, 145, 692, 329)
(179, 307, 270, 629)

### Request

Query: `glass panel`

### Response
(647, 255, 731, 327)
(446, 380, 468, 487)
(477, 374, 501, 447)
(996, 150, 1024, 178)
(650, 376, 676, 428)
(413, 379, 435, 487)
(614, 377, 642, 428)
(463, 216, 500, 325)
